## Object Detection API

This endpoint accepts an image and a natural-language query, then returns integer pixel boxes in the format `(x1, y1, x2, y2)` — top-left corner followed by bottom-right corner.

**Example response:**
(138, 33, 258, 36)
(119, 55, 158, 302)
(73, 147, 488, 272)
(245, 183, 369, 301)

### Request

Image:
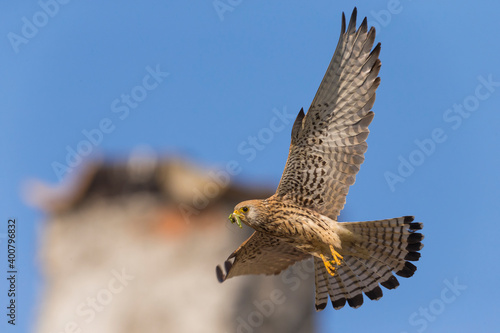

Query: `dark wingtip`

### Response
(361, 16, 367, 28)
(332, 297, 346, 310)
(370, 42, 382, 58)
(404, 252, 421, 261)
(347, 294, 364, 309)
(224, 260, 233, 273)
(315, 302, 327, 311)
(407, 242, 424, 252)
(409, 222, 423, 230)
(216, 265, 225, 283)
(404, 219, 424, 262)
(216, 258, 234, 283)
(396, 262, 417, 278)
(404, 216, 415, 223)
(405, 217, 423, 232)
(365, 286, 383, 301)
(408, 233, 424, 243)
(380, 275, 400, 290)
(347, 7, 357, 32)
(341, 12, 346, 34)
(291, 108, 306, 144)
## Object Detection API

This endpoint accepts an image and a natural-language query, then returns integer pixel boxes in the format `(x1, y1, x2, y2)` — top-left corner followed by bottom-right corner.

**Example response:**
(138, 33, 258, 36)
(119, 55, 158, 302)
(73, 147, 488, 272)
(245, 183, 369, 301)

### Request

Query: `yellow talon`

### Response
(320, 246, 344, 276)
(330, 245, 343, 266)
(321, 254, 337, 276)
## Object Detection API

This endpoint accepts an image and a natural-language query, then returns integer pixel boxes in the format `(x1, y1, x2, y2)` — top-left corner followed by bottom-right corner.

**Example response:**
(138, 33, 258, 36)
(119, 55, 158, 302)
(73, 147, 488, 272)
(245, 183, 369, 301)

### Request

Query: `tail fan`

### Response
(314, 216, 423, 311)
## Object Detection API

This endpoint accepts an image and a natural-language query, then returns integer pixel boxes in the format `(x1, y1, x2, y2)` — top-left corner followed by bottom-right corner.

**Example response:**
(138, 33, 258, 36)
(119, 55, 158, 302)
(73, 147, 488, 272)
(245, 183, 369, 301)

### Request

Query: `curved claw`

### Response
(320, 246, 344, 276)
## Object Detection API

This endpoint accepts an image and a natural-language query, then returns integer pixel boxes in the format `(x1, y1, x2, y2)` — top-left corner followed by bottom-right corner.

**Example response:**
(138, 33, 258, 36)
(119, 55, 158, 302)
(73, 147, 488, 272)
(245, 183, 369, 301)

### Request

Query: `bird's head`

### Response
(228, 200, 266, 229)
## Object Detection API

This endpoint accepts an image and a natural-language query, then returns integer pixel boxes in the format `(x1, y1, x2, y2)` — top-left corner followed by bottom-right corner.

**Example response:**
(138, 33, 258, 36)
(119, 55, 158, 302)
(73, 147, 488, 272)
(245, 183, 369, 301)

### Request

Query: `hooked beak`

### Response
(229, 210, 243, 228)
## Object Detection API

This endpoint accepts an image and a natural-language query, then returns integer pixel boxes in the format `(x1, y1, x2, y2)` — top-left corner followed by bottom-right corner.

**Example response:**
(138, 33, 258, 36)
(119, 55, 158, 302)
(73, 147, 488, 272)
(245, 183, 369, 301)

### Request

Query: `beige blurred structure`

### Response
(29, 153, 316, 333)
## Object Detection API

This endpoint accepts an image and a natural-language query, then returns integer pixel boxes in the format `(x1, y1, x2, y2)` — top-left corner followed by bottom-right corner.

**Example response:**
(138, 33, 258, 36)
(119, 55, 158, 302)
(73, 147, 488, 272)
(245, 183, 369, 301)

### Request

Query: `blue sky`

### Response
(1, 1, 500, 332)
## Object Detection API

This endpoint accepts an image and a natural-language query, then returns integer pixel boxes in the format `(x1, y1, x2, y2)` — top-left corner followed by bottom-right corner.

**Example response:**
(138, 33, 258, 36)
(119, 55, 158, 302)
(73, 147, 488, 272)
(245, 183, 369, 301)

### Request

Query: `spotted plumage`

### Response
(216, 8, 424, 311)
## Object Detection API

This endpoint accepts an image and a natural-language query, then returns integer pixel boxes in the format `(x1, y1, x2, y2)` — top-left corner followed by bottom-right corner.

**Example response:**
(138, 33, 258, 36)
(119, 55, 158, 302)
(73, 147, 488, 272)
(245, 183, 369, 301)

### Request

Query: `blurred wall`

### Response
(31, 155, 316, 333)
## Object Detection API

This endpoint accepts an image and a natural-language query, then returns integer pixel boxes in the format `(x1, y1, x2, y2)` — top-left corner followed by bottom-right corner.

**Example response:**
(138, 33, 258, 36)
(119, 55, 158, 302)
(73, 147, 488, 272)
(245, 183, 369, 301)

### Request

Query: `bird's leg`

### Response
(320, 245, 344, 276)
(320, 254, 336, 276)
(329, 245, 343, 266)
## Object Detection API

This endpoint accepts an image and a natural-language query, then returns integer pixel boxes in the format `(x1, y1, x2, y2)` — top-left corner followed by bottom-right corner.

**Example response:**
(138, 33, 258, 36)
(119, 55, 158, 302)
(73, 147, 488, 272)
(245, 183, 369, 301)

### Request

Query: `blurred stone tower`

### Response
(29, 152, 316, 333)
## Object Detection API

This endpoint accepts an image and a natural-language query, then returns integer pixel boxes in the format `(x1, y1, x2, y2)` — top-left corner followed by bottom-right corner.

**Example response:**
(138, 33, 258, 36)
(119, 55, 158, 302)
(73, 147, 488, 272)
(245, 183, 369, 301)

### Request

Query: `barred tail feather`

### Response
(314, 215, 423, 311)
(314, 257, 330, 311)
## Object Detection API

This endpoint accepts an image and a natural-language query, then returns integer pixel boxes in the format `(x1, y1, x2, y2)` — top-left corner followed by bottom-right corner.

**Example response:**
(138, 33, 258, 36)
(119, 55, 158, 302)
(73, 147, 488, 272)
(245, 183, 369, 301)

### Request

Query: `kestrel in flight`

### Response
(216, 8, 423, 311)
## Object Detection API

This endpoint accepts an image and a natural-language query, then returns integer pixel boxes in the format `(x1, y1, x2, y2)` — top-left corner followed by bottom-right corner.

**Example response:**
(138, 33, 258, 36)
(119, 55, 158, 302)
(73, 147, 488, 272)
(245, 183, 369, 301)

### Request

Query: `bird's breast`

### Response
(262, 210, 341, 248)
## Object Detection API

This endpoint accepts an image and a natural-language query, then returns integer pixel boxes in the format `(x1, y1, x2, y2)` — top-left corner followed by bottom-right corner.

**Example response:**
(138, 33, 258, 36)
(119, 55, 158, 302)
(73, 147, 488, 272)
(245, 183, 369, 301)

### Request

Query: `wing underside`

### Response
(216, 231, 310, 282)
(275, 8, 381, 220)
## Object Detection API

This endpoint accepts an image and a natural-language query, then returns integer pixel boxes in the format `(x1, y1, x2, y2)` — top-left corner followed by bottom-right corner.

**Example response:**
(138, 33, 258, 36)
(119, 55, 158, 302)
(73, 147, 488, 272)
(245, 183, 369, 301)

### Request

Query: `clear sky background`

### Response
(1, 1, 500, 332)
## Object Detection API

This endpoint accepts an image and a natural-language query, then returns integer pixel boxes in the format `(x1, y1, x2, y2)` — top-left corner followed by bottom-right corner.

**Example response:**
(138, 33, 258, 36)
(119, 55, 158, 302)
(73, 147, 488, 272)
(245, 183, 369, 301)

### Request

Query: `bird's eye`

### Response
(241, 207, 249, 213)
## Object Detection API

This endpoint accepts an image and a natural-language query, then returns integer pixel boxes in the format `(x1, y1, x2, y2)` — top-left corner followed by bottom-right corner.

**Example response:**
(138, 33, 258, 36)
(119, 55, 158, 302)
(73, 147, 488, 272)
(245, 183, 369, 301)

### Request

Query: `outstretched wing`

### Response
(275, 8, 381, 220)
(216, 231, 310, 282)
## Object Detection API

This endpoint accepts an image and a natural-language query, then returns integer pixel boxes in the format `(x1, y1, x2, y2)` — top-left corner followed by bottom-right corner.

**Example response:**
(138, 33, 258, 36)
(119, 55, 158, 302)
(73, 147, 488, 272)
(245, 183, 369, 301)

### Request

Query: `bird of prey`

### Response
(216, 8, 424, 311)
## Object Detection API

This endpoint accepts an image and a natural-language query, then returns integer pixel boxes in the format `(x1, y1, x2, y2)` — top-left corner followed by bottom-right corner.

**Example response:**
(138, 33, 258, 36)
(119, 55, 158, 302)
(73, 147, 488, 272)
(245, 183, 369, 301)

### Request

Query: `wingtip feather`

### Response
(341, 12, 346, 34)
(315, 302, 327, 311)
(332, 297, 346, 310)
(380, 275, 400, 290)
(347, 7, 357, 33)
(396, 262, 417, 278)
(347, 294, 364, 309)
(216, 265, 225, 283)
(360, 17, 368, 32)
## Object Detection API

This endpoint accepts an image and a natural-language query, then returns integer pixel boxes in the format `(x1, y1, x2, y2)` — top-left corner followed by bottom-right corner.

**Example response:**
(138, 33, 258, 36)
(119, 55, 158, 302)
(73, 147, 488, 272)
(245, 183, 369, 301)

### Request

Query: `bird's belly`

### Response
(275, 231, 333, 258)
(293, 239, 337, 257)
(264, 216, 344, 258)
(293, 243, 322, 256)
